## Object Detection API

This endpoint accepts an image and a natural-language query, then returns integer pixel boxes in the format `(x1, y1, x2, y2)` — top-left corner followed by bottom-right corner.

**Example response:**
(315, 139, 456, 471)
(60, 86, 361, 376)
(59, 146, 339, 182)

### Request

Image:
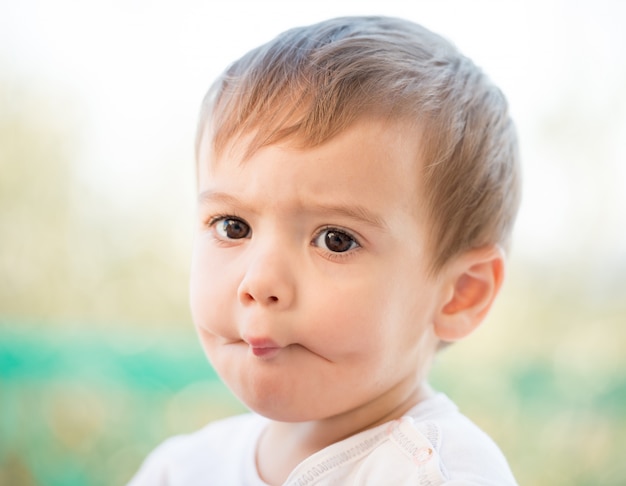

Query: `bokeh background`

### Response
(1, 0, 625, 484)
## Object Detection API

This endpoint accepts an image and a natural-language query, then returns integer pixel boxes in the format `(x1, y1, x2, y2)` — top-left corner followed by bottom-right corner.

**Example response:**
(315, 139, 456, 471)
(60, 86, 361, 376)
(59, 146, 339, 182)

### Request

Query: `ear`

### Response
(434, 245, 506, 343)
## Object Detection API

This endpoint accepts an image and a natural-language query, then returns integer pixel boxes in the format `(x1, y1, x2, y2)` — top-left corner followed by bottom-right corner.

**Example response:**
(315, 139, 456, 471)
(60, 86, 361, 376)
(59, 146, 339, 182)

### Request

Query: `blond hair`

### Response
(196, 16, 521, 271)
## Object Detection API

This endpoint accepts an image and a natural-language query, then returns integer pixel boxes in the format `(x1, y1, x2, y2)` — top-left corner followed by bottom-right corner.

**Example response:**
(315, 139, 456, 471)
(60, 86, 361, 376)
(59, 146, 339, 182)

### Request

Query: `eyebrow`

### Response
(198, 190, 247, 209)
(311, 202, 388, 230)
(197, 190, 388, 230)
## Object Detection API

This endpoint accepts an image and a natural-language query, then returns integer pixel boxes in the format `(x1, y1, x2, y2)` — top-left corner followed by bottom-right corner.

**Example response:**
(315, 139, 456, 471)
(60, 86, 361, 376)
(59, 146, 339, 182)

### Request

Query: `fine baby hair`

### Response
(197, 16, 521, 271)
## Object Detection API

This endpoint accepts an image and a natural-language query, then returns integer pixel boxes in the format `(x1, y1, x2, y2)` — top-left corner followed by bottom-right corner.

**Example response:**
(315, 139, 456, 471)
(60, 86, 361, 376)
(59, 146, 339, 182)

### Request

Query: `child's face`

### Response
(191, 119, 444, 423)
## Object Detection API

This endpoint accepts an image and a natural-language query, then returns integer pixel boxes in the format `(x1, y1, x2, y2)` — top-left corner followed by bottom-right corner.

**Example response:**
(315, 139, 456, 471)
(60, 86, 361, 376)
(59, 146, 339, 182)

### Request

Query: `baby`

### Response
(130, 16, 520, 485)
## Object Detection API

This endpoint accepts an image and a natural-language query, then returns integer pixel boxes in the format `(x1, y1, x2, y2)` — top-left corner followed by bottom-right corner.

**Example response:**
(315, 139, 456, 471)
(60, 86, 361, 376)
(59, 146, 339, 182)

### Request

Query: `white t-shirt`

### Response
(128, 393, 517, 485)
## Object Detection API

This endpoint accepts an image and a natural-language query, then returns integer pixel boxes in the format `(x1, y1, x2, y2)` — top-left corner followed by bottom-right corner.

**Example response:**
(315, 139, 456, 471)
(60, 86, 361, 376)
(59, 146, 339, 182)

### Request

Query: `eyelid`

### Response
(206, 213, 244, 226)
(312, 226, 362, 259)
(207, 214, 227, 226)
(206, 214, 252, 240)
(314, 225, 362, 244)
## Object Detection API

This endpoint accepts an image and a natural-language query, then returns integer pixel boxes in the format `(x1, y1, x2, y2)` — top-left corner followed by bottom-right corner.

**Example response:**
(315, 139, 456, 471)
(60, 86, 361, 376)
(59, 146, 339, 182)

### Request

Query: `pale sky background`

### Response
(1, 0, 625, 281)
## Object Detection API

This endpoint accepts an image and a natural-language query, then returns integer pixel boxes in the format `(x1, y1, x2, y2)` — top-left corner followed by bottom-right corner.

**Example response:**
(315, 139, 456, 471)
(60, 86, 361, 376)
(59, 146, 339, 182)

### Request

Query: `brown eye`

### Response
(314, 228, 359, 253)
(215, 218, 250, 239)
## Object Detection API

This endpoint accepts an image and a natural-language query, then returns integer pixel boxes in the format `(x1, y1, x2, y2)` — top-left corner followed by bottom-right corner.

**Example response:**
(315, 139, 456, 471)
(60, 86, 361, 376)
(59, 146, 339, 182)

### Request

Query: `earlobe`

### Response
(434, 245, 505, 342)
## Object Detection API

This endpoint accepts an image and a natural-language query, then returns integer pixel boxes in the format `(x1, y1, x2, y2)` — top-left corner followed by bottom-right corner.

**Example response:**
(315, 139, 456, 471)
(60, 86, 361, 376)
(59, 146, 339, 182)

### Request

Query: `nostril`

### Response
(268, 296, 279, 303)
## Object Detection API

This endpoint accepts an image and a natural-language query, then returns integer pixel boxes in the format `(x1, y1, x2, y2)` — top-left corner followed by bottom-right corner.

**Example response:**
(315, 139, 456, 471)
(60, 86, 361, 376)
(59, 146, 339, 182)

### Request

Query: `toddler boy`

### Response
(130, 16, 520, 485)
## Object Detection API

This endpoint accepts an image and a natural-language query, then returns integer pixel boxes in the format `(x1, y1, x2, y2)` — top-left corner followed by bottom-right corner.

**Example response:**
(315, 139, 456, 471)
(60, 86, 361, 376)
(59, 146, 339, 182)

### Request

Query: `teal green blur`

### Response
(0, 320, 246, 486)
(2, 304, 625, 485)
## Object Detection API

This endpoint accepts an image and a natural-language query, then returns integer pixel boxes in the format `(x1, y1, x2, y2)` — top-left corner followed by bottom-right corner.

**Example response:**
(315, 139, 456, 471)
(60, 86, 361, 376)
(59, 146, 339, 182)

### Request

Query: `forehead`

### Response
(197, 118, 427, 222)
(198, 116, 423, 174)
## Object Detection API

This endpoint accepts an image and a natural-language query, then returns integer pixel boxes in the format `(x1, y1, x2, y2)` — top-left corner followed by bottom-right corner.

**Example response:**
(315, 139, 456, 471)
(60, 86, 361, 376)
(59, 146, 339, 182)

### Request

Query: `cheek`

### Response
(318, 274, 433, 357)
(301, 279, 392, 358)
(189, 245, 236, 337)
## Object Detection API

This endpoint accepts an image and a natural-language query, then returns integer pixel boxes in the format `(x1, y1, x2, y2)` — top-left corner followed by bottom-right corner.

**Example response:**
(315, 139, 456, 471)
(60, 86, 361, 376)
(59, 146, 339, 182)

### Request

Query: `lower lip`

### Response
(251, 346, 282, 359)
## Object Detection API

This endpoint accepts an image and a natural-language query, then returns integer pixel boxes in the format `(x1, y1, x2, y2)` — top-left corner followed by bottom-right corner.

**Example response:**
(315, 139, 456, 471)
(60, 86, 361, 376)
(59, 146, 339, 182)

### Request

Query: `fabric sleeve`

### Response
(126, 436, 182, 486)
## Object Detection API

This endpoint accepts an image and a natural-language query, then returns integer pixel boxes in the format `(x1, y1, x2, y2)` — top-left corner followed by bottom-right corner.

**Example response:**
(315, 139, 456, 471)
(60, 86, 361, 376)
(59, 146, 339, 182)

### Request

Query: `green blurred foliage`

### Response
(1, 73, 625, 485)
(0, 321, 246, 485)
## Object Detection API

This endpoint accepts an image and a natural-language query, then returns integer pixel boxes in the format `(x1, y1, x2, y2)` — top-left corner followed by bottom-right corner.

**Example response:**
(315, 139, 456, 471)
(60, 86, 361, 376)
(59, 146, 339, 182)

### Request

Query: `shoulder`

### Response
(283, 394, 516, 486)
(127, 413, 267, 486)
(149, 413, 263, 462)
(404, 393, 517, 485)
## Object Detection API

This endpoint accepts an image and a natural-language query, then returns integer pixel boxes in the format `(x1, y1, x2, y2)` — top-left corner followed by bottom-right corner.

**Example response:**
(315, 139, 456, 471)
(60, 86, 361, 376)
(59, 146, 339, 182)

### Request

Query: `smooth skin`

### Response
(190, 118, 504, 484)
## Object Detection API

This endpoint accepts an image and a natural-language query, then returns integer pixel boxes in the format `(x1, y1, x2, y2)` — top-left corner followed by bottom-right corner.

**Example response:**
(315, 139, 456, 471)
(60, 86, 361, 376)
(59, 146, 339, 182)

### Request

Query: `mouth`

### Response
(250, 346, 282, 359)
(245, 337, 283, 359)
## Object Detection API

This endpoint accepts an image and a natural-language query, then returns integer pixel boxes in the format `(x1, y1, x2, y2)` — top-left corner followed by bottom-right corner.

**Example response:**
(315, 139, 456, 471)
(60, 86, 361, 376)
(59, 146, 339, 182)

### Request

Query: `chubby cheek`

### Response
(189, 245, 237, 341)
(302, 284, 390, 362)
(312, 275, 431, 371)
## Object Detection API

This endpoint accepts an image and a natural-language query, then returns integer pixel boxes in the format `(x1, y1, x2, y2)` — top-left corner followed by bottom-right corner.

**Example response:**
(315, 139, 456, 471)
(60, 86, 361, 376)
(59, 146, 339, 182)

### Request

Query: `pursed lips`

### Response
(245, 337, 283, 359)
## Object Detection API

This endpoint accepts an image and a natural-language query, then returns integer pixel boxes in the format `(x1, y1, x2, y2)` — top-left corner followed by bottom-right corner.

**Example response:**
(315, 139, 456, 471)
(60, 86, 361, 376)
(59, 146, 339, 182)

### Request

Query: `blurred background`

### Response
(1, 0, 625, 484)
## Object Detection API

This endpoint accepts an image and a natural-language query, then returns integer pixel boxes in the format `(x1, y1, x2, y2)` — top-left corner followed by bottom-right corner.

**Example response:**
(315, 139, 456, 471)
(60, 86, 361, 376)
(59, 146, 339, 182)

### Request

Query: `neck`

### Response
(255, 380, 433, 485)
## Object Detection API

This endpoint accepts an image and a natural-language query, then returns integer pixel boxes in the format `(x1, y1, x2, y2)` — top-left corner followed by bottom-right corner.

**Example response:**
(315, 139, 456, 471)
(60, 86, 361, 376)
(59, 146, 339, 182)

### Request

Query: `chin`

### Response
(235, 388, 327, 423)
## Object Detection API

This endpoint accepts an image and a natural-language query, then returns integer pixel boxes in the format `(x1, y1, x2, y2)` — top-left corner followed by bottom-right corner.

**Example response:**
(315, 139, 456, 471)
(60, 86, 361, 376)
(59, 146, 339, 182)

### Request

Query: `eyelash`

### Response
(205, 215, 362, 259)
(311, 226, 361, 261)
(206, 214, 251, 240)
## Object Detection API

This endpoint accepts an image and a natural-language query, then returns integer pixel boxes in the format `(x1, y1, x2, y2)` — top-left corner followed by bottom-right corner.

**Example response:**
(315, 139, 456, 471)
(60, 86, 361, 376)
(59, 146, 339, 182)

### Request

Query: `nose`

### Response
(237, 242, 296, 309)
